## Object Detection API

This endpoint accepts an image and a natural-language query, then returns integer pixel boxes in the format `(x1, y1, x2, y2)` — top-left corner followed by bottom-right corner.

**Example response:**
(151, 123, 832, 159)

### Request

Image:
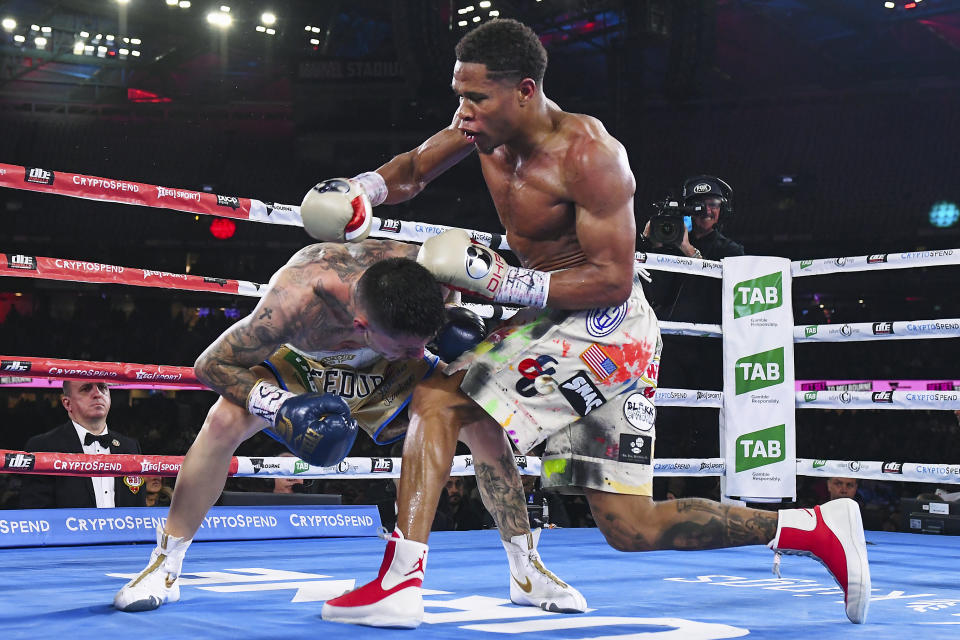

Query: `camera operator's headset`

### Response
(681, 175, 734, 228)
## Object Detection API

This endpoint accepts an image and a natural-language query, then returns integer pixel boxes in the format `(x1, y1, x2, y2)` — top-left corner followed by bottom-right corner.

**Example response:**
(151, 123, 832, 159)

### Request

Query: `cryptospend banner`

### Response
(0, 505, 380, 548)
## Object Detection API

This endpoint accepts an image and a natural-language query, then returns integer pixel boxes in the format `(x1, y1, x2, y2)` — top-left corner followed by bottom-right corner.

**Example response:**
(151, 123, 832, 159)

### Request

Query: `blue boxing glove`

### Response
(247, 379, 359, 467)
(431, 306, 486, 363)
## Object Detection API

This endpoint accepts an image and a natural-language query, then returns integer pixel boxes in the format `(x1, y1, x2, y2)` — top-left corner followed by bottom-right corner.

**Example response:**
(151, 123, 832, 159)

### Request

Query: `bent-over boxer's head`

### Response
(355, 257, 446, 361)
(453, 19, 548, 154)
(61, 380, 111, 428)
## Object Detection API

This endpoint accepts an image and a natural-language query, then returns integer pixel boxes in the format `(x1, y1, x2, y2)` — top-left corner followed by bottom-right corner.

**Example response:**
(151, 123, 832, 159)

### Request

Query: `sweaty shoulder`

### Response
(558, 113, 634, 194)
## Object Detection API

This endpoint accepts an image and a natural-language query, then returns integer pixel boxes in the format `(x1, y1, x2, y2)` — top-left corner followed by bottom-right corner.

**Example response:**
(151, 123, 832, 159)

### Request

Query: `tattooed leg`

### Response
(585, 490, 778, 552)
(461, 423, 529, 540)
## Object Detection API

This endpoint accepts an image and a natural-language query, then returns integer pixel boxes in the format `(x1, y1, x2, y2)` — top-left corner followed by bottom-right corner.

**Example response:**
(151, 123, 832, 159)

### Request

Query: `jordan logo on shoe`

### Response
(404, 553, 426, 577)
(512, 575, 533, 593)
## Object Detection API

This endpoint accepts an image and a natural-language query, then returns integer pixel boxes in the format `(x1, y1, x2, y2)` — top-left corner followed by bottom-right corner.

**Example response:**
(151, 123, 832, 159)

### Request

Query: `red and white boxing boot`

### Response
(769, 498, 871, 624)
(322, 529, 428, 628)
(503, 529, 587, 613)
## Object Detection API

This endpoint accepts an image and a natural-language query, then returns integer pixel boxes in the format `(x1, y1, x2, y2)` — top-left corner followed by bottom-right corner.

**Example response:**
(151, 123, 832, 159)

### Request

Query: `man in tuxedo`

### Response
(19, 380, 146, 508)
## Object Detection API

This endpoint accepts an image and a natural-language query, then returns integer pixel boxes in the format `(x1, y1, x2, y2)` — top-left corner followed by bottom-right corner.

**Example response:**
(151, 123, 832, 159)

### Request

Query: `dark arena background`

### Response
(1, 2, 959, 638)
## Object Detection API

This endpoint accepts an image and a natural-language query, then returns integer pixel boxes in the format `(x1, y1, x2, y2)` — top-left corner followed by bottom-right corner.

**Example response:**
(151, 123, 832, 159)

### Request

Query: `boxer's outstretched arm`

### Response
(376, 114, 476, 204)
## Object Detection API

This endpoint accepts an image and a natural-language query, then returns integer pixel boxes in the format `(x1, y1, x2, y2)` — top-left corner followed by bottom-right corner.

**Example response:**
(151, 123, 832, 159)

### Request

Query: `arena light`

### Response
(41, 26, 52, 33)
(206, 11, 232, 28)
(256, 25, 265, 32)
(119, 48, 129, 55)
(883, 1, 895, 7)
(179, 1, 191, 8)
(116, 0, 130, 4)
(458, 6, 475, 15)
(262, 12, 276, 26)
(13, 34, 25, 43)
(311, 26, 320, 33)
(479, 1, 491, 7)
(80, 30, 89, 38)
(30, 24, 39, 31)
(489, 10, 500, 16)
(1, 18, 16, 31)
(132, 50, 140, 56)
(304, 25, 311, 31)
(309, 38, 319, 45)
(265, 28, 275, 35)
(458, 20, 468, 27)
(35, 36, 47, 48)
(73, 41, 85, 55)
(929, 201, 960, 228)
(83, 44, 94, 54)
(472, 15, 481, 22)
(220, 5, 231, 12)
(166, 0, 178, 5)
(131, 38, 141, 45)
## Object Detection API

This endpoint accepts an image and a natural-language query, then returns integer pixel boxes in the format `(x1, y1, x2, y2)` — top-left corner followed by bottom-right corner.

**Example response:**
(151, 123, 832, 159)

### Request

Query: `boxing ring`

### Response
(2, 163, 960, 637)
(1, 527, 959, 638)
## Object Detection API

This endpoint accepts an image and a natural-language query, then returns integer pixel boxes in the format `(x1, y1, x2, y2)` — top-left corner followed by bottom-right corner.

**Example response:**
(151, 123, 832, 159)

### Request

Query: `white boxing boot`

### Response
(503, 529, 587, 613)
(113, 526, 192, 612)
(769, 498, 871, 624)
(322, 529, 428, 628)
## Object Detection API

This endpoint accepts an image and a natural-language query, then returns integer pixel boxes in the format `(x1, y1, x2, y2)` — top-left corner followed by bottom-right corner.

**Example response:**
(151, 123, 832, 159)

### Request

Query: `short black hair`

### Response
(357, 257, 445, 338)
(455, 18, 548, 84)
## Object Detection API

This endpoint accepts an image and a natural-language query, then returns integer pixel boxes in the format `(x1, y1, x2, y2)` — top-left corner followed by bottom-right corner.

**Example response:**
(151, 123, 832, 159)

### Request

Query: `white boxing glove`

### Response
(417, 229, 550, 308)
(300, 172, 386, 243)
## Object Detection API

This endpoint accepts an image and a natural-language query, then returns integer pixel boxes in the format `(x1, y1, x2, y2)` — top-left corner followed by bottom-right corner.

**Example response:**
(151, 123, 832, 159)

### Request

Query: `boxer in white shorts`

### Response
(448, 275, 662, 496)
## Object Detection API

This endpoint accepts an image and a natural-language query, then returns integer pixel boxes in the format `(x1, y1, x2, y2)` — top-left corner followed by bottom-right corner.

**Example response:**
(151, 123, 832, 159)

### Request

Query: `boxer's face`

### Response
(452, 61, 522, 154)
(364, 325, 429, 362)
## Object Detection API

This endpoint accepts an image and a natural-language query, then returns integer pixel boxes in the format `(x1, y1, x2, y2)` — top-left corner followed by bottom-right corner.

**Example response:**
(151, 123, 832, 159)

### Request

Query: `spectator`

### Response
(443, 475, 490, 531)
(144, 476, 173, 507)
(19, 380, 146, 508)
(827, 477, 860, 501)
(272, 452, 306, 494)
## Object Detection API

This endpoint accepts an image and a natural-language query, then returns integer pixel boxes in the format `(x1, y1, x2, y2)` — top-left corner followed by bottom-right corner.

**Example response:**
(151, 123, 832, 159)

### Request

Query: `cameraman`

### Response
(641, 175, 743, 391)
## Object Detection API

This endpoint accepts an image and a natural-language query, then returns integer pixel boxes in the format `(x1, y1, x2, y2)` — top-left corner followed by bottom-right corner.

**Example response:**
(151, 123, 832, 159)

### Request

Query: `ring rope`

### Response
(2, 450, 957, 484)
(6, 163, 960, 280)
(5, 251, 960, 341)
(3, 355, 959, 409)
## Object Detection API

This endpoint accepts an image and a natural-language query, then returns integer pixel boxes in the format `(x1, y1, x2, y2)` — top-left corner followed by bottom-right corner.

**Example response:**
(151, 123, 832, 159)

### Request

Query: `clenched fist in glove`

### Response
(417, 229, 551, 308)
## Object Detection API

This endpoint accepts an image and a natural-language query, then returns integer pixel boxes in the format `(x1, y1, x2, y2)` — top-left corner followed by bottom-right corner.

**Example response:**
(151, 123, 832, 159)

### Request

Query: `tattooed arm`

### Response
(194, 264, 315, 407)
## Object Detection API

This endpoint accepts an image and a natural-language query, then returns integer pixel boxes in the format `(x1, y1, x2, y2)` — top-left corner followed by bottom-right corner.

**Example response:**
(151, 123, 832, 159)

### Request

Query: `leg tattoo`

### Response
(658, 499, 778, 550)
(474, 453, 529, 539)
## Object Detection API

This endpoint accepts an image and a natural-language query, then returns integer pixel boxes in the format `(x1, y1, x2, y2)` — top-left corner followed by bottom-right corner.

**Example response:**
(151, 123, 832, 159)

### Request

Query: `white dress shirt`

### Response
(73, 421, 115, 508)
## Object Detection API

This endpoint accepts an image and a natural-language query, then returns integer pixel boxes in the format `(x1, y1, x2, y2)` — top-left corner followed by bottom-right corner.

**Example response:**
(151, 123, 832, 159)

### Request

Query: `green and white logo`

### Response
(812, 459, 827, 469)
(800, 260, 814, 269)
(293, 460, 310, 474)
(736, 424, 786, 472)
(804, 326, 818, 337)
(735, 347, 784, 395)
(733, 272, 783, 319)
(804, 391, 817, 402)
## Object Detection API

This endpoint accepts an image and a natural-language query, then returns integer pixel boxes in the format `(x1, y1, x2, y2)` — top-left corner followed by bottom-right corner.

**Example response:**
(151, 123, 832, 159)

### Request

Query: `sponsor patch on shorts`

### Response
(618, 434, 652, 465)
(559, 371, 606, 416)
(585, 302, 627, 338)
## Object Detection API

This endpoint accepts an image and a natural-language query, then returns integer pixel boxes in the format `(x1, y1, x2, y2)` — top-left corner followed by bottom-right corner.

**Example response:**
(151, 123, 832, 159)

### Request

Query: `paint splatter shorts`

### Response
(446, 277, 662, 495)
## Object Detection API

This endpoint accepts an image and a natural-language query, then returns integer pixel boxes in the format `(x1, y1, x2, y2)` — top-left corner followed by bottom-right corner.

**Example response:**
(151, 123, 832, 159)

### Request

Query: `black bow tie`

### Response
(84, 432, 114, 448)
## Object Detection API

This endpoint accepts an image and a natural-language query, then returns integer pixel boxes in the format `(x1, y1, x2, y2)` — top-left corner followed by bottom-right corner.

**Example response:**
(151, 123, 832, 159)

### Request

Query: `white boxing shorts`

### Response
(446, 276, 662, 495)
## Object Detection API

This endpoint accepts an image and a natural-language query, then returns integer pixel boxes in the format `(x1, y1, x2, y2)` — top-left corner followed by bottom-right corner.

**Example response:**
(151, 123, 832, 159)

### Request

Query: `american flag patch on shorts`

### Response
(579, 343, 618, 381)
